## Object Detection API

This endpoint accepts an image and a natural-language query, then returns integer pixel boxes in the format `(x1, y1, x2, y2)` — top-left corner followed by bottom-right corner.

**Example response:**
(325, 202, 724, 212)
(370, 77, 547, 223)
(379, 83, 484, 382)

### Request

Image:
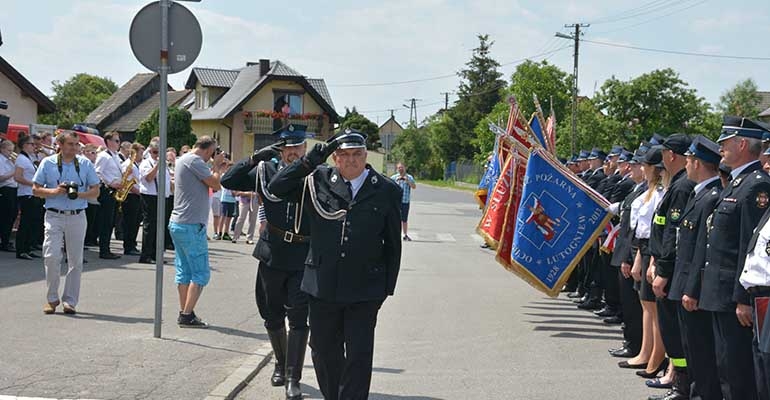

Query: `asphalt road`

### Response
(236, 184, 656, 400)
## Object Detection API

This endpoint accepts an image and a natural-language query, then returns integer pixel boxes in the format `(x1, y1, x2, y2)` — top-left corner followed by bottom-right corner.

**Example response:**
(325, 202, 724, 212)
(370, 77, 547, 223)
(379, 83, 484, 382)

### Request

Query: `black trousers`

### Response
(583, 246, 602, 299)
(165, 196, 173, 249)
(0, 186, 18, 245)
(255, 263, 308, 331)
(85, 203, 100, 245)
(752, 292, 770, 400)
(601, 253, 620, 309)
(16, 195, 42, 255)
(97, 186, 117, 255)
(141, 194, 158, 260)
(713, 310, 758, 400)
(121, 194, 141, 252)
(679, 306, 722, 400)
(657, 297, 685, 360)
(619, 271, 642, 353)
(309, 297, 383, 400)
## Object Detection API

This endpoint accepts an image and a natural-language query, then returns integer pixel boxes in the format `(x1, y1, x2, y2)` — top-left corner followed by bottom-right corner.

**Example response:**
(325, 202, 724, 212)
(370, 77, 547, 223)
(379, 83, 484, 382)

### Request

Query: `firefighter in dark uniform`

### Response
(608, 149, 649, 354)
(567, 150, 593, 299)
(220, 124, 312, 400)
(672, 135, 723, 400)
(739, 120, 770, 400)
(649, 133, 696, 400)
(700, 116, 770, 400)
(577, 148, 609, 310)
(268, 129, 402, 400)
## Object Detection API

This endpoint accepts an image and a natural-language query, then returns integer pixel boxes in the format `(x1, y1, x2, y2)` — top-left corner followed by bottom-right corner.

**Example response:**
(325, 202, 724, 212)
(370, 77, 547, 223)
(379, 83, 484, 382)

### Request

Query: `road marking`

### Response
(436, 233, 456, 242)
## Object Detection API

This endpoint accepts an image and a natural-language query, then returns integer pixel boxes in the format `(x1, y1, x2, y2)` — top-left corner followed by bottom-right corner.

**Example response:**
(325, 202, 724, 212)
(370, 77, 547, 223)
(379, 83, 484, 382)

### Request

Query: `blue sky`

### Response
(2, 0, 769, 126)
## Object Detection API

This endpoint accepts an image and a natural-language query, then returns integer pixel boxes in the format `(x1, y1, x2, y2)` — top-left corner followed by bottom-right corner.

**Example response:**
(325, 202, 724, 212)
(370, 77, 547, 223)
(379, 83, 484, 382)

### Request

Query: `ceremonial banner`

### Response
(507, 149, 612, 297)
(529, 113, 547, 150)
(475, 135, 502, 208)
(477, 153, 515, 248)
(495, 153, 527, 270)
(545, 99, 556, 154)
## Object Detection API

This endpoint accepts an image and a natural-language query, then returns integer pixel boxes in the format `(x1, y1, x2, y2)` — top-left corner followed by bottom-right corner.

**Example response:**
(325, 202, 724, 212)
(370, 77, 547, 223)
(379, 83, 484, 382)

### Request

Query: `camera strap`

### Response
(56, 153, 84, 186)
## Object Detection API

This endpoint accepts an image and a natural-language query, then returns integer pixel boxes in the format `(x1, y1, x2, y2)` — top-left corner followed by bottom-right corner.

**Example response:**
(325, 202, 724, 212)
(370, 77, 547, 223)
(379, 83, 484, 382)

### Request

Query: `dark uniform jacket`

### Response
(221, 158, 311, 271)
(586, 168, 606, 191)
(610, 181, 648, 267)
(268, 162, 402, 303)
(701, 161, 770, 311)
(669, 178, 722, 301)
(608, 174, 636, 204)
(599, 171, 622, 200)
(650, 168, 695, 290)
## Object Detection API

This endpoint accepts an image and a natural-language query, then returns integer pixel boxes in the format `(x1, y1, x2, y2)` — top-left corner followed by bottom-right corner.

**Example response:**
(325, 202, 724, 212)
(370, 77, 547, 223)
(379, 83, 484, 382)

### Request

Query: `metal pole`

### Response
(570, 25, 579, 156)
(154, 0, 170, 339)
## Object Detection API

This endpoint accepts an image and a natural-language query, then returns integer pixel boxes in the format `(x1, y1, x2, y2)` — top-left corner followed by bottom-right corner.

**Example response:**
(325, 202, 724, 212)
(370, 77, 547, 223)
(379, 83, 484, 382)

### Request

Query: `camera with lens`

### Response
(61, 181, 79, 200)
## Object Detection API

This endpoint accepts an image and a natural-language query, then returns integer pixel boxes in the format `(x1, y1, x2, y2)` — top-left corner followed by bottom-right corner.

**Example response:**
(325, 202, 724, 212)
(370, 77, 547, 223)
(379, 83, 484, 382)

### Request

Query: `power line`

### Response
(328, 46, 571, 88)
(588, 0, 671, 23)
(592, 0, 708, 34)
(589, 0, 688, 24)
(581, 38, 770, 61)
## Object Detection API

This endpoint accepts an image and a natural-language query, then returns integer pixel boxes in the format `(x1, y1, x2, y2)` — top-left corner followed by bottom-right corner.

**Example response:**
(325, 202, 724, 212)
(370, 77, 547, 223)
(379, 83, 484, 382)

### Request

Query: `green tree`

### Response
(717, 78, 762, 117)
(593, 68, 712, 146)
(136, 107, 196, 150)
(39, 73, 118, 129)
(391, 123, 442, 179)
(508, 60, 571, 124)
(442, 34, 505, 163)
(338, 107, 380, 150)
(556, 98, 625, 156)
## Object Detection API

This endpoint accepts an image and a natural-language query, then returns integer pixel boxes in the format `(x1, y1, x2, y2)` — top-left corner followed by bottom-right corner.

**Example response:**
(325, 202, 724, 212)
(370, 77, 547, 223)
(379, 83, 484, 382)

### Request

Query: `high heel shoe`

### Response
(635, 358, 669, 378)
(618, 360, 648, 369)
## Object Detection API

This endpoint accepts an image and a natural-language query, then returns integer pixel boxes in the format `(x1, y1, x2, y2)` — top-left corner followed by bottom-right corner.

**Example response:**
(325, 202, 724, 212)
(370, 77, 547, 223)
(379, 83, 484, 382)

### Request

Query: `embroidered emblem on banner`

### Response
(521, 194, 565, 245)
(757, 192, 769, 209)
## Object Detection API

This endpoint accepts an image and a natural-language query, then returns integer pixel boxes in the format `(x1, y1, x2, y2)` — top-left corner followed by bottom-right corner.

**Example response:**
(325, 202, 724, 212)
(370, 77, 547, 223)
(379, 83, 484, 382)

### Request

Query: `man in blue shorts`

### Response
(391, 162, 416, 241)
(168, 136, 225, 328)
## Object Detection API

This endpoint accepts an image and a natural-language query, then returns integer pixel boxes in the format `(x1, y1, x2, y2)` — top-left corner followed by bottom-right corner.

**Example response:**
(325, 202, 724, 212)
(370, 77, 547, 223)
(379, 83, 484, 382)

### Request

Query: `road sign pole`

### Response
(153, 0, 170, 339)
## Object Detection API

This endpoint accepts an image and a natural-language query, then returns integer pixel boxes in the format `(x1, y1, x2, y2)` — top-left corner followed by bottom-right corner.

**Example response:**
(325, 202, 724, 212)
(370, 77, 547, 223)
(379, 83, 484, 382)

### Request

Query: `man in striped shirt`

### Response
(391, 162, 416, 241)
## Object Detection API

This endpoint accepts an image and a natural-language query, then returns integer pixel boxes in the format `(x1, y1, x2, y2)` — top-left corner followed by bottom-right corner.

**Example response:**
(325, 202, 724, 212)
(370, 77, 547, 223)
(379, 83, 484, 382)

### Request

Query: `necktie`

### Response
(345, 181, 353, 201)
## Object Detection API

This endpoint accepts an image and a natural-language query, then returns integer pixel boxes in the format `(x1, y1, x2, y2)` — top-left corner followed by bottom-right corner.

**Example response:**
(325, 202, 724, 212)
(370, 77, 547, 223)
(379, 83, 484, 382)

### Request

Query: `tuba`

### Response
(114, 149, 138, 209)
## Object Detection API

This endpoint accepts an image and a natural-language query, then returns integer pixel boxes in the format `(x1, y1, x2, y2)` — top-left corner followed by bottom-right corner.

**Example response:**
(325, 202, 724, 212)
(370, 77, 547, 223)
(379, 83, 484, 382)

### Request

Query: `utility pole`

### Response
(556, 23, 589, 155)
(440, 92, 451, 111)
(403, 98, 421, 125)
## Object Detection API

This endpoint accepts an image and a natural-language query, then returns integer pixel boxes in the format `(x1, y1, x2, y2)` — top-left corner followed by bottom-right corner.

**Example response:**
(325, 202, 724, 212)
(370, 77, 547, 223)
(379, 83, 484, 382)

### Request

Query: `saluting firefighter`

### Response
(671, 135, 723, 400)
(221, 124, 313, 400)
(700, 116, 770, 400)
(268, 129, 402, 400)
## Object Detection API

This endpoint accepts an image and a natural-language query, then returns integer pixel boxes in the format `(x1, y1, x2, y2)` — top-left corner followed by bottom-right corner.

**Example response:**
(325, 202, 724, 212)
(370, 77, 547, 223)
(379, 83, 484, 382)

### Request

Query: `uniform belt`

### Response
(267, 223, 309, 243)
(47, 208, 85, 215)
(747, 286, 770, 296)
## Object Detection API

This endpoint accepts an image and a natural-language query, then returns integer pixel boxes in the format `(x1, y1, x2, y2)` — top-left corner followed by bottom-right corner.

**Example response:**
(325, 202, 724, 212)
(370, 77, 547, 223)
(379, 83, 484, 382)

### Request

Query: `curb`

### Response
(204, 342, 273, 400)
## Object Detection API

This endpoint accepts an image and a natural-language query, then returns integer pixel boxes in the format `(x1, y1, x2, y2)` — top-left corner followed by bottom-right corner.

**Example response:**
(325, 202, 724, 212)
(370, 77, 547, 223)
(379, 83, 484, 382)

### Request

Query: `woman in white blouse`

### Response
(619, 147, 670, 383)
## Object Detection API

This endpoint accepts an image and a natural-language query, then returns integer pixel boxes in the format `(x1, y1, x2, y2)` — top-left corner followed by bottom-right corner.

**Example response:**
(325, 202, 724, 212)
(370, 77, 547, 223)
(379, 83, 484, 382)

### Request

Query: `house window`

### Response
(197, 88, 209, 109)
(274, 92, 302, 115)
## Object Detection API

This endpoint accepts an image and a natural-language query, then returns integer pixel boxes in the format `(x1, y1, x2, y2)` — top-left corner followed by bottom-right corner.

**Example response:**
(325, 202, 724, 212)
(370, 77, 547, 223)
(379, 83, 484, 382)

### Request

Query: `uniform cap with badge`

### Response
(717, 116, 767, 143)
(328, 128, 368, 150)
(576, 150, 590, 162)
(617, 150, 634, 164)
(684, 134, 721, 165)
(272, 123, 313, 147)
(586, 148, 607, 161)
(631, 142, 652, 164)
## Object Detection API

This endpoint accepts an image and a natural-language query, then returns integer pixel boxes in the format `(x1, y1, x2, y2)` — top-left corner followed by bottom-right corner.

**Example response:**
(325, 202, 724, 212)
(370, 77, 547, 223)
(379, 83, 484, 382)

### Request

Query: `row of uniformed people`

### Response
(563, 116, 770, 400)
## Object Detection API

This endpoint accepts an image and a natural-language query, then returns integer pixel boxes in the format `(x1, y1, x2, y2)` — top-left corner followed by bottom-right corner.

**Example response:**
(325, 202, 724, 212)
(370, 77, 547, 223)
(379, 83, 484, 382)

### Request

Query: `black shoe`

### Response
(267, 327, 287, 387)
(610, 347, 636, 358)
(124, 249, 141, 256)
(28, 251, 41, 258)
(594, 306, 618, 317)
(577, 299, 604, 311)
(84, 241, 98, 248)
(99, 252, 121, 260)
(165, 244, 175, 251)
(16, 253, 33, 260)
(608, 341, 629, 353)
(480, 243, 491, 249)
(618, 360, 648, 369)
(0, 243, 15, 252)
(177, 311, 208, 328)
(636, 358, 669, 378)
(566, 291, 584, 299)
(138, 257, 155, 264)
(573, 294, 589, 303)
(603, 315, 623, 324)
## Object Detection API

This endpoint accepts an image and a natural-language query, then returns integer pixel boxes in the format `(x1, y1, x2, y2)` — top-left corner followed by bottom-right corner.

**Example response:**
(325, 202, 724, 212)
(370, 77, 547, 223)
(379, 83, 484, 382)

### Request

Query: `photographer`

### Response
(32, 131, 100, 315)
(390, 162, 416, 241)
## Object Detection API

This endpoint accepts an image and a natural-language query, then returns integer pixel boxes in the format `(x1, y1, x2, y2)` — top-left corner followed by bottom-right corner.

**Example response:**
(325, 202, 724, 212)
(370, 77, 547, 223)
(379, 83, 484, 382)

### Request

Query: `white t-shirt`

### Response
(15, 153, 35, 196)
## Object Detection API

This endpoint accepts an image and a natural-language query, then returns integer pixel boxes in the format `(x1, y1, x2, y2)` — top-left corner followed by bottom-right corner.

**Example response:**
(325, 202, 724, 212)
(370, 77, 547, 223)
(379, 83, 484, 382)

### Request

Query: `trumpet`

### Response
(9, 152, 17, 162)
(35, 143, 57, 153)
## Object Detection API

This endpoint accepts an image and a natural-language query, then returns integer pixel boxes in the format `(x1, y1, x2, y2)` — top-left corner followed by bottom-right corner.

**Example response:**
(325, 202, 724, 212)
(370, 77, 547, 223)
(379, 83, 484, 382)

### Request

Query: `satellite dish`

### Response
(129, 1, 202, 73)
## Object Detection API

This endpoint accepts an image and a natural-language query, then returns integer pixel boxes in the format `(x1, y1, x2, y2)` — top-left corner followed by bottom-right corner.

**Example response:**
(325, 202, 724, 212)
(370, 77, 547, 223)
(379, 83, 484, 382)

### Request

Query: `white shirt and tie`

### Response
(138, 157, 171, 197)
(94, 149, 123, 187)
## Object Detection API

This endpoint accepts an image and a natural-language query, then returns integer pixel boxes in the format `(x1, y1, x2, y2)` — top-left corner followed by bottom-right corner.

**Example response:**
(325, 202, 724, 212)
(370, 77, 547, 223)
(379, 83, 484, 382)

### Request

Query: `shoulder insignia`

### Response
(723, 197, 738, 203)
(757, 192, 769, 209)
(670, 209, 681, 222)
(371, 175, 378, 184)
(733, 177, 742, 187)
(331, 174, 338, 183)
(757, 173, 764, 179)
(711, 189, 718, 195)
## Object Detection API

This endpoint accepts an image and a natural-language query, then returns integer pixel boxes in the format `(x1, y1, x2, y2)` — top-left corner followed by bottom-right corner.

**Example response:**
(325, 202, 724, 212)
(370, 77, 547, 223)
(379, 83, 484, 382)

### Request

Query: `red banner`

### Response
(477, 154, 515, 248)
(496, 155, 527, 270)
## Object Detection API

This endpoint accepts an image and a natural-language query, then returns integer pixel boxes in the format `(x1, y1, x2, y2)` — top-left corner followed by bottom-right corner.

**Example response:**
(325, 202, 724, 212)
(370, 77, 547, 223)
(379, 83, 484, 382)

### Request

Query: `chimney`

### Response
(259, 59, 270, 77)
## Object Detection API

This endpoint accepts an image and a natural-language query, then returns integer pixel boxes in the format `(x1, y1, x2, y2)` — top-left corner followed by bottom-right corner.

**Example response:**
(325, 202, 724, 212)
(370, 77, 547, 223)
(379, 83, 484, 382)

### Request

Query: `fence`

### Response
(445, 160, 484, 184)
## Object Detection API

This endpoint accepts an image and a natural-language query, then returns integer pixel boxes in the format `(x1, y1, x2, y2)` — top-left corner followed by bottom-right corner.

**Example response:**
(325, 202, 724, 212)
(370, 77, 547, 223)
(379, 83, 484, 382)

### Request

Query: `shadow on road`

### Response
(72, 312, 154, 324)
(299, 384, 446, 400)
(523, 297, 624, 342)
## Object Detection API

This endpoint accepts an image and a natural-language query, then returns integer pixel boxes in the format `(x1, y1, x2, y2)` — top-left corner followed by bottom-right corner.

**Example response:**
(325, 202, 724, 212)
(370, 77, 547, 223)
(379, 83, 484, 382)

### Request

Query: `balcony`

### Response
(243, 111, 325, 137)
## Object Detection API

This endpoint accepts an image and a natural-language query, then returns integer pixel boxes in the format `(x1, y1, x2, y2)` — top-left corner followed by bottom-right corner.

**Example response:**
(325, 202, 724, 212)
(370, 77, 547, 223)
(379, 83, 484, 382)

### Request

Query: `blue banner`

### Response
(529, 115, 547, 149)
(509, 149, 611, 297)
